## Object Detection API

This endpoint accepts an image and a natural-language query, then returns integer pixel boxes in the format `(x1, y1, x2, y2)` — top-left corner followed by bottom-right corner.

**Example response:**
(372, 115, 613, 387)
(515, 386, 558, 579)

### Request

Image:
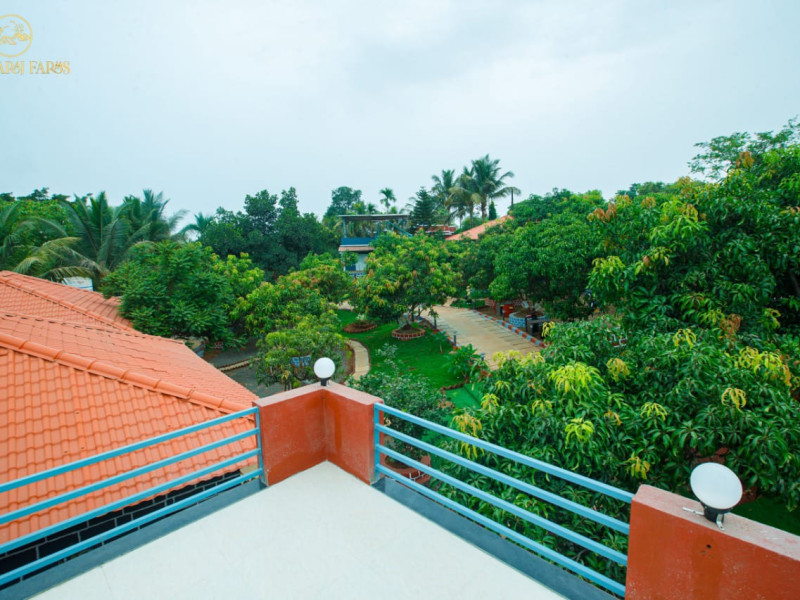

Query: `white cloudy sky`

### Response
(2, 1, 799, 220)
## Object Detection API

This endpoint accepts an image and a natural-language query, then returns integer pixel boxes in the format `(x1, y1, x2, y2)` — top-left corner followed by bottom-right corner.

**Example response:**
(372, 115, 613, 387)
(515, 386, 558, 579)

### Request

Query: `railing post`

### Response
(254, 406, 266, 487)
(626, 485, 800, 599)
(373, 404, 381, 482)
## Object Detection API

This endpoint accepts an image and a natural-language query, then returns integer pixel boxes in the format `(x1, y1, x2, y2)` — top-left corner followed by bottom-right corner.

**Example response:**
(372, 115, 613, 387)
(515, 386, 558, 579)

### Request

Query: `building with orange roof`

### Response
(0, 271, 132, 331)
(0, 272, 257, 553)
(445, 215, 512, 241)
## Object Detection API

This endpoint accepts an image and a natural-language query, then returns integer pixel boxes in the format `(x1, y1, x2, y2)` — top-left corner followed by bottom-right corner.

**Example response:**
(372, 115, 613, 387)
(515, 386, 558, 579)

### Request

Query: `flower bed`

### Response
(391, 327, 426, 341)
(381, 453, 432, 485)
(343, 321, 377, 333)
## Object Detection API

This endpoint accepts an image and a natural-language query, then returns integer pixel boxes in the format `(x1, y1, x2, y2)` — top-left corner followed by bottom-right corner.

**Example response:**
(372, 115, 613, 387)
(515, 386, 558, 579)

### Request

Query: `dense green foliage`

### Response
(102, 242, 242, 342)
(253, 313, 346, 390)
(0, 190, 72, 271)
(199, 188, 337, 278)
(491, 191, 605, 318)
(419, 123, 800, 586)
(242, 257, 351, 389)
(353, 233, 458, 325)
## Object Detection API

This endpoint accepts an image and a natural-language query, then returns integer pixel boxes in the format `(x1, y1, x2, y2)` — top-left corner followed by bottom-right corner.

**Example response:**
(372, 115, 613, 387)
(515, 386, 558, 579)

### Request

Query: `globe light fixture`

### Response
(688, 463, 743, 530)
(313, 357, 335, 387)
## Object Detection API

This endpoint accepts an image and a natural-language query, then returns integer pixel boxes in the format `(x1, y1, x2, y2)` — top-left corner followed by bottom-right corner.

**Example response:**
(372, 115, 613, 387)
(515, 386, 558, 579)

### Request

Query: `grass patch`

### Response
(445, 383, 482, 409)
(337, 310, 358, 327)
(733, 495, 800, 536)
(337, 310, 458, 389)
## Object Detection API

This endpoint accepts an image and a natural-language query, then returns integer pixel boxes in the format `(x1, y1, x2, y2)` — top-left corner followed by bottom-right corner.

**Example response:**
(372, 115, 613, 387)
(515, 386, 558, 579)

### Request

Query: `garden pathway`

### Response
(427, 305, 540, 369)
(346, 339, 370, 379)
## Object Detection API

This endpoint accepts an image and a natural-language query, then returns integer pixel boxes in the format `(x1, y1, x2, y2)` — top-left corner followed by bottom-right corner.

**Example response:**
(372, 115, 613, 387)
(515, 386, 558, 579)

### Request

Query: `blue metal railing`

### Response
(0, 407, 263, 587)
(374, 403, 631, 597)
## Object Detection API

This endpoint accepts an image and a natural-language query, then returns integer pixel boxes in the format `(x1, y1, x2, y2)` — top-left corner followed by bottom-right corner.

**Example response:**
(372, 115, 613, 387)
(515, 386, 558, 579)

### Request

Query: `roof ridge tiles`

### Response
(0, 274, 131, 330)
(0, 311, 184, 344)
(187, 389, 248, 413)
(0, 334, 242, 415)
(154, 380, 192, 399)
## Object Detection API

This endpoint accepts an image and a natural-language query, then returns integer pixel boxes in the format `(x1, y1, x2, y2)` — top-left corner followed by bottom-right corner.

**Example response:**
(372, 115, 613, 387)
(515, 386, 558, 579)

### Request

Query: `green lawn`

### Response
(337, 310, 458, 389)
(733, 495, 800, 536)
(445, 382, 482, 409)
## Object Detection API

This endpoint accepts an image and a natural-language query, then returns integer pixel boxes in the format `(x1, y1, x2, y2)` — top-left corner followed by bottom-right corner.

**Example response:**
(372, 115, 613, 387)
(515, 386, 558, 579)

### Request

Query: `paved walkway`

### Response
(346, 339, 370, 379)
(427, 306, 540, 369)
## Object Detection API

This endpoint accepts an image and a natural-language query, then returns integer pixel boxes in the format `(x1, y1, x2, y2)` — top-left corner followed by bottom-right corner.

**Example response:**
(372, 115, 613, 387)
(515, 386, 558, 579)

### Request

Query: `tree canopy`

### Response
(102, 242, 240, 342)
(198, 187, 337, 278)
(354, 233, 458, 325)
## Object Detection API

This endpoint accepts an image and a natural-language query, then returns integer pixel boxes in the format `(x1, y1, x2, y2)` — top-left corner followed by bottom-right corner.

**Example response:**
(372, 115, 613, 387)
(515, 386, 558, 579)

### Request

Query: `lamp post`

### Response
(313, 357, 335, 387)
(683, 463, 743, 530)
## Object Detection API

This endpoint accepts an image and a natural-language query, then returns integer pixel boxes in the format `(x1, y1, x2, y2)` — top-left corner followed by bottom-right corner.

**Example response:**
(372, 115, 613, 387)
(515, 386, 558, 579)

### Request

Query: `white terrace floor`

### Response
(33, 462, 564, 600)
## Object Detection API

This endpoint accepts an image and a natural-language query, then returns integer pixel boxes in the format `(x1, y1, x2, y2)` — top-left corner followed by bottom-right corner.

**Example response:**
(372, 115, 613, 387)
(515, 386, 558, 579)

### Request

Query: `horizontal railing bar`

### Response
(0, 470, 261, 587)
(379, 445, 626, 566)
(376, 404, 633, 503)
(377, 466, 625, 596)
(376, 424, 629, 535)
(0, 407, 258, 496)
(0, 450, 261, 557)
(0, 429, 258, 527)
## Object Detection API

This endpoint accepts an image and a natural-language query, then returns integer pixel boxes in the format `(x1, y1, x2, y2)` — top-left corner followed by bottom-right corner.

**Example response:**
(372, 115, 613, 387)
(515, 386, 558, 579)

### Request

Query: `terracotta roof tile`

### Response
(0, 273, 260, 543)
(0, 313, 256, 406)
(445, 215, 512, 241)
(0, 271, 132, 330)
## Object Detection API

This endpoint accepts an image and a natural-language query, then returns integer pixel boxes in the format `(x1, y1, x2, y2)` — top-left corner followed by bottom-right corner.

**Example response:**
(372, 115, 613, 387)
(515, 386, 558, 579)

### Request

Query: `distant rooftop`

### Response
(0, 271, 132, 330)
(446, 215, 512, 241)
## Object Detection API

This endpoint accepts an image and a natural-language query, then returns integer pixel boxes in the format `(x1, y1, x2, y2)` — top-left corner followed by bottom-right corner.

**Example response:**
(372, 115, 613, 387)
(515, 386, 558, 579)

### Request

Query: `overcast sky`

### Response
(2, 1, 799, 221)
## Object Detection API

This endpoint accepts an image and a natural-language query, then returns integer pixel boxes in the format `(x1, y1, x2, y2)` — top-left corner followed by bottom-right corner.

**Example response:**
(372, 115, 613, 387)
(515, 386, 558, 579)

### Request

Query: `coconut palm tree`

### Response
(463, 155, 520, 219)
(121, 189, 186, 242)
(17, 193, 148, 288)
(379, 188, 396, 213)
(0, 202, 23, 269)
(431, 169, 457, 224)
(449, 168, 478, 227)
(181, 212, 215, 240)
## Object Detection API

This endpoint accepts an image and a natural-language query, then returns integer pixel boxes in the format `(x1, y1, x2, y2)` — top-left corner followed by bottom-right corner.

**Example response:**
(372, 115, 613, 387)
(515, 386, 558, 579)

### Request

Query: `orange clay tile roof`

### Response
(0, 313, 256, 407)
(0, 273, 258, 543)
(445, 215, 512, 241)
(0, 271, 133, 330)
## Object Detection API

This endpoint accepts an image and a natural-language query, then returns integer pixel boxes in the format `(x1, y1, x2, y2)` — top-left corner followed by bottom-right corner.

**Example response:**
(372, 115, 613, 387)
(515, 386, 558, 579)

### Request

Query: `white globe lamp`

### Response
(313, 357, 336, 387)
(689, 463, 743, 528)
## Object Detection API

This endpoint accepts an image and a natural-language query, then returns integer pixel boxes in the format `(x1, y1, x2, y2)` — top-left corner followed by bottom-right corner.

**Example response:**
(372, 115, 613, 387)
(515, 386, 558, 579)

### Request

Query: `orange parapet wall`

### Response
(254, 382, 383, 485)
(626, 485, 800, 600)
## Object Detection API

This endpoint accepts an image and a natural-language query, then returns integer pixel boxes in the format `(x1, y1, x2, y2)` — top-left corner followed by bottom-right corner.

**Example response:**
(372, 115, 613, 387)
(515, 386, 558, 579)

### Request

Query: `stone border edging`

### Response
(391, 327, 426, 340)
(343, 322, 377, 333)
(218, 359, 251, 372)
